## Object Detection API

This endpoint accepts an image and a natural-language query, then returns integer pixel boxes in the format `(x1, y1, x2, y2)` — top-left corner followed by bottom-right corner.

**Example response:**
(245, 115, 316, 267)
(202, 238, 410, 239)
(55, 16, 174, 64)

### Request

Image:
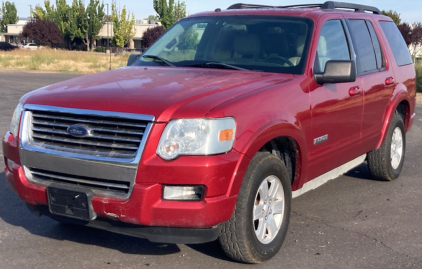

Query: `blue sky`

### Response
(14, 0, 422, 23)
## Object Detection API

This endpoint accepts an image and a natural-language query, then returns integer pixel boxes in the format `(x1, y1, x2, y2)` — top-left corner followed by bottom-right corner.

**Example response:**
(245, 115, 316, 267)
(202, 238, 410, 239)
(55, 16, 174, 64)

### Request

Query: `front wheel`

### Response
(367, 113, 406, 181)
(219, 152, 291, 263)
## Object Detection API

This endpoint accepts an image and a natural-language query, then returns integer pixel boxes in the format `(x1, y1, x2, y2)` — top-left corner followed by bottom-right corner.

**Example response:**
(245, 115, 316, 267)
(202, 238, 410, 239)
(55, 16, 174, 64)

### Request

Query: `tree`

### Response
(153, 0, 174, 29)
(398, 22, 412, 46)
(111, 3, 135, 48)
(31, 0, 100, 50)
(54, 0, 70, 39)
(173, 1, 186, 22)
(32, 5, 46, 20)
(408, 23, 422, 61)
(64, 0, 87, 49)
(382, 10, 401, 26)
(146, 15, 159, 22)
(83, 0, 105, 51)
(154, 0, 187, 29)
(397, 22, 422, 62)
(0, 1, 18, 33)
(32, 1, 55, 21)
(142, 25, 165, 48)
(178, 26, 198, 50)
(21, 19, 63, 46)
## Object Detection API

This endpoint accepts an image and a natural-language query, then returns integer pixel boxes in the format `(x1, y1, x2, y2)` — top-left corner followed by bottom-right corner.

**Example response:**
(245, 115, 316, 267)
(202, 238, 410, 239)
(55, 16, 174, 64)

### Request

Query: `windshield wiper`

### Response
(185, 62, 248, 71)
(142, 55, 175, 66)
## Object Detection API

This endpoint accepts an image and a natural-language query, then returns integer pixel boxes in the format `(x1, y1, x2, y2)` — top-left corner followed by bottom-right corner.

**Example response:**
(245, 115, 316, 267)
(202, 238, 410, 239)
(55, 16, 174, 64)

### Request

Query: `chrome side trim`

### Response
(292, 154, 366, 198)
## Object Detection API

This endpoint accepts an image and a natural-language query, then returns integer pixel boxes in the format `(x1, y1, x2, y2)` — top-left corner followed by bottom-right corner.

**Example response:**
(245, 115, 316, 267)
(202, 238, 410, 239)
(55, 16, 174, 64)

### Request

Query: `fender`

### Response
(227, 120, 307, 197)
(376, 84, 412, 149)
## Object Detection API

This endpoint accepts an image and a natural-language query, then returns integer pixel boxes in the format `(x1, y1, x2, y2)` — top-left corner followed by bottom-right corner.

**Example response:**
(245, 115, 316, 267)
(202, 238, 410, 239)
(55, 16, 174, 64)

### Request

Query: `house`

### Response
(409, 44, 422, 62)
(0, 18, 160, 48)
(0, 17, 30, 44)
(96, 19, 161, 49)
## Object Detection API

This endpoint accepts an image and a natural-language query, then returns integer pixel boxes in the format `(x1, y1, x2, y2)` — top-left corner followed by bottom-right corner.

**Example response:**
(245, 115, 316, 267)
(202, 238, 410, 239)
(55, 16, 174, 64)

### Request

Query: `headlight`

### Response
(157, 118, 236, 160)
(9, 102, 23, 136)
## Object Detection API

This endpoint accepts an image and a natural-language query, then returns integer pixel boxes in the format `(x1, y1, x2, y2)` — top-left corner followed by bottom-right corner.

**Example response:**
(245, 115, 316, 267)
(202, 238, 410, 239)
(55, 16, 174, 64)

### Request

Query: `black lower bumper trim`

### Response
(26, 203, 220, 244)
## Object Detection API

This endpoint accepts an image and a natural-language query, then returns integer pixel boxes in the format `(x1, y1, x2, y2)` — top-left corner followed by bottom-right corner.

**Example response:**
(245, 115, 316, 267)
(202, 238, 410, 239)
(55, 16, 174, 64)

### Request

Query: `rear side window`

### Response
(379, 21, 413, 66)
(347, 19, 377, 74)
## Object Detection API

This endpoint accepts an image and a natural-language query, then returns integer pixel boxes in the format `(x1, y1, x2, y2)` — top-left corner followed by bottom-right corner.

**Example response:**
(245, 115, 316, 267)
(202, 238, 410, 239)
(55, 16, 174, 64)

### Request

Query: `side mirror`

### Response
(127, 53, 142, 66)
(314, 60, 356, 85)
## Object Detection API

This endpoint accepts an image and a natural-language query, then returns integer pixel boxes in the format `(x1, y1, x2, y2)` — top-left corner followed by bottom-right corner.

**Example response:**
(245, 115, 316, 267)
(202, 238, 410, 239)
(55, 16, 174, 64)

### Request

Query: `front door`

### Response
(308, 19, 363, 178)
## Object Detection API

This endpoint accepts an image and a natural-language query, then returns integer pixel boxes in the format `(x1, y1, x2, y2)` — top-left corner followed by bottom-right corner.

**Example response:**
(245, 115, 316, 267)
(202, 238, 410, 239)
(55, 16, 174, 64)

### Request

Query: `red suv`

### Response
(2, 1, 416, 263)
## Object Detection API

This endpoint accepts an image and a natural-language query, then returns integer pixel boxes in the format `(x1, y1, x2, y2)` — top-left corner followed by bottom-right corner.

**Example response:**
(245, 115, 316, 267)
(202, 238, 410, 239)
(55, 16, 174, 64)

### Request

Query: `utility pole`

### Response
(29, 5, 32, 20)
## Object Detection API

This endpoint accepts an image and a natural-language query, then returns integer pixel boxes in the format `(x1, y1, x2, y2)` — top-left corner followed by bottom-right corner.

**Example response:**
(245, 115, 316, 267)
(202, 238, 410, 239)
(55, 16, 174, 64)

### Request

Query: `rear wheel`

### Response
(367, 113, 406, 181)
(219, 152, 291, 263)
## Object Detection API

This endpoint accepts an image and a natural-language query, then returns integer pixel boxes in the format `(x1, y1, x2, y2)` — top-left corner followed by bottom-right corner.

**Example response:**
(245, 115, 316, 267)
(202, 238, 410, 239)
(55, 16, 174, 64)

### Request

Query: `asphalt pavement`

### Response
(0, 71, 421, 269)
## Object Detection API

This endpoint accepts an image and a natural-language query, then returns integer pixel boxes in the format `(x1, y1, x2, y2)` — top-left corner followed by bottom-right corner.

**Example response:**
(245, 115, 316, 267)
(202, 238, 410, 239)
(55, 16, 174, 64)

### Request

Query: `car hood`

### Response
(22, 66, 292, 122)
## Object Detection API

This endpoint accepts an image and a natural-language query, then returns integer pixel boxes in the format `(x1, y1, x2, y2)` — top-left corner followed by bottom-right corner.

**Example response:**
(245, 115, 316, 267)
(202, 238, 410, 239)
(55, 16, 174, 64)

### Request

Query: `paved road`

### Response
(0, 71, 421, 269)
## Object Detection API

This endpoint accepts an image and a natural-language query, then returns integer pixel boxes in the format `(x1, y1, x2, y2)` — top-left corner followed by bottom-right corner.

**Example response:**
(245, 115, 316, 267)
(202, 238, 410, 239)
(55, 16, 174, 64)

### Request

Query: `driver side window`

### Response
(314, 20, 350, 73)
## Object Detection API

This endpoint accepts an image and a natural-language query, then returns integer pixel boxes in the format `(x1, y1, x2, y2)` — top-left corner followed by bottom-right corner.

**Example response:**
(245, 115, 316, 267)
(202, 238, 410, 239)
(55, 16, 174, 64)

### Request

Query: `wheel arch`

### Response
(228, 121, 307, 197)
(376, 87, 413, 149)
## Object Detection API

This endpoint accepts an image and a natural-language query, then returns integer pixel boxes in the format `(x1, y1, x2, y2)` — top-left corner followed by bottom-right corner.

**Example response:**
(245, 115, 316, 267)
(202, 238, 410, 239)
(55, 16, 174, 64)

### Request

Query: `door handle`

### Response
(349, 86, 362, 97)
(385, 77, 395, 86)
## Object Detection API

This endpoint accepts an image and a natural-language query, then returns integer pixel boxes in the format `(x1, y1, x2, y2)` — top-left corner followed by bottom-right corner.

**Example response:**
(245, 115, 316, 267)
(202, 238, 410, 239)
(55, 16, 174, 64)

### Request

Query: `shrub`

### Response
(142, 26, 165, 48)
(416, 62, 422, 93)
(21, 19, 63, 46)
(94, 46, 106, 53)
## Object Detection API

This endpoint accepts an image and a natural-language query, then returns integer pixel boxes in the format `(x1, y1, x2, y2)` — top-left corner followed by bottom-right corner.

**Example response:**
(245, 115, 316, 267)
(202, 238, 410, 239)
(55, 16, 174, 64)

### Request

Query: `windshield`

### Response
(134, 15, 313, 74)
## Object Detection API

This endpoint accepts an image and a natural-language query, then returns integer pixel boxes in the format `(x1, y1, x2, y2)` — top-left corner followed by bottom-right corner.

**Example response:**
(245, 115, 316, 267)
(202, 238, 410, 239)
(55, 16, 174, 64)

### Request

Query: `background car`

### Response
(22, 43, 44, 50)
(0, 42, 18, 51)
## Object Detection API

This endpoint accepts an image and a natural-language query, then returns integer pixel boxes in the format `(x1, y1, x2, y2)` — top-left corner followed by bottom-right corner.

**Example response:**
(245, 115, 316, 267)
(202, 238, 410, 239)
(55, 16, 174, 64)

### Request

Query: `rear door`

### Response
(345, 18, 394, 152)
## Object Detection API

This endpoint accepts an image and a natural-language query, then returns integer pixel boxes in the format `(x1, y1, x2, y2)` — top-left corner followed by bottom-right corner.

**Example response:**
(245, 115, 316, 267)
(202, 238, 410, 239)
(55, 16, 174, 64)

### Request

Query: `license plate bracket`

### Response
(47, 184, 96, 221)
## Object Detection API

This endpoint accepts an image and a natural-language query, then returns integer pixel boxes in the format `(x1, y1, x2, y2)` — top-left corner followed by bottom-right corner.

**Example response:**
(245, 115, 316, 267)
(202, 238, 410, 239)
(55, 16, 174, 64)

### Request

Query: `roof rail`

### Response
(321, 1, 381, 14)
(227, 3, 280, 9)
(226, 1, 381, 14)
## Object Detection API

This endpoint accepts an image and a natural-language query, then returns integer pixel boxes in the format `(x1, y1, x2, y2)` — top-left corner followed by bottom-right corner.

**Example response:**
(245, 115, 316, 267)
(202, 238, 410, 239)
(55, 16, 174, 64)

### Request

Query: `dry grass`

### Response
(0, 48, 130, 74)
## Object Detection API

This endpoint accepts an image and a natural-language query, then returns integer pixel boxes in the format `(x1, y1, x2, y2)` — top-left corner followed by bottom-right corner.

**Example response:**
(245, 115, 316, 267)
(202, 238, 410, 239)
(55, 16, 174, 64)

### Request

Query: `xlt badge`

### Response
(314, 134, 328, 145)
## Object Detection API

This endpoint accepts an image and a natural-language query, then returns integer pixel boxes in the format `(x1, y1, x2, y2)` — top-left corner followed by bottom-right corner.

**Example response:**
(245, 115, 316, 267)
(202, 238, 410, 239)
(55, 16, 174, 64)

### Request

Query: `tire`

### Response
(367, 113, 406, 181)
(219, 152, 292, 263)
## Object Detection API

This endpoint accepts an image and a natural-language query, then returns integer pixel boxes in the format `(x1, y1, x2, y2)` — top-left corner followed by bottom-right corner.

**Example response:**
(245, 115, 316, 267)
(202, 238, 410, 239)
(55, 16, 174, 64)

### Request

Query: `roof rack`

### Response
(227, 1, 381, 14)
(321, 1, 381, 14)
(226, 3, 280, 9)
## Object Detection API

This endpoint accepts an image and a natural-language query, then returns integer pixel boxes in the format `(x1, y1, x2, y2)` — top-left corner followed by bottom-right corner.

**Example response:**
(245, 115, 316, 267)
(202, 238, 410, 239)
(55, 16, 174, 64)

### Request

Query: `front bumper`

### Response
(3, 131, 243, 232)
(26, 203, 221, 244)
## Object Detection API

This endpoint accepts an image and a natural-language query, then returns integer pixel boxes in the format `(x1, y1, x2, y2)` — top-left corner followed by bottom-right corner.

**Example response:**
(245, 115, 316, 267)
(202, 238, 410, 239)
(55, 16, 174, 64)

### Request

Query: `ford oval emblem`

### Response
(67, 125, 91, 138)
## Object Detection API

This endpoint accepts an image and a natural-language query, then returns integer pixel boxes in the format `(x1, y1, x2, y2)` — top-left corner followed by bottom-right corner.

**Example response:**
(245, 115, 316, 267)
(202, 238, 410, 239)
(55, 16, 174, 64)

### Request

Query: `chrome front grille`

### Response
(25, 167, 130, 198)
(28, 109, 151, 159)
(20, 105, 154, 199)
